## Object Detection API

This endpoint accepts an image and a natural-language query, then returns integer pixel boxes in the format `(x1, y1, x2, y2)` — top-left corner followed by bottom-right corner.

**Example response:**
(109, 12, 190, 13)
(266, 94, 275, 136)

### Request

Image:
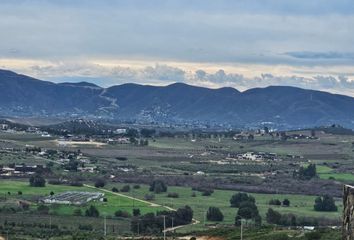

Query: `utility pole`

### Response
(204, 211, 206, 225)
(163, 215, 166, 240)
(104, 215, 107, 237)
(137, 220, 140, 236)
(171, 217, 174, 240)
(240, 219, 243, 240)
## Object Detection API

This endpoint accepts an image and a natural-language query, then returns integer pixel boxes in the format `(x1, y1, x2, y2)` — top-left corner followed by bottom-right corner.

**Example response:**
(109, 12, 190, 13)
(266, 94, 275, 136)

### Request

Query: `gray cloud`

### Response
(285, 51, 354, 60)
(23, 62, 354, 96)
(0, 1, 354, 66)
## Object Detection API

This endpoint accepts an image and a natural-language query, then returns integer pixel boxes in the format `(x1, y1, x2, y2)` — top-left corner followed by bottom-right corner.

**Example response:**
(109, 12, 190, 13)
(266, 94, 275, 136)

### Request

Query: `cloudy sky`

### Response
(1, 0, 354, 95)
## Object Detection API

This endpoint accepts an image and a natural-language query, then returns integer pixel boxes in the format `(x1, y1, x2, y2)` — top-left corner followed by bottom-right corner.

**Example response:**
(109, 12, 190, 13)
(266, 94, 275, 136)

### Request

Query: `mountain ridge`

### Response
(0, 69, 353, 129)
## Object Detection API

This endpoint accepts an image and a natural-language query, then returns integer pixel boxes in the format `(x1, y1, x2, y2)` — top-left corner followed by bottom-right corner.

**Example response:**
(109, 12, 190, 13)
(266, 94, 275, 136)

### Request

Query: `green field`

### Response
(0, 181, 163, 217)
(305, 164, 354, 182)
(106, 183, 342, 232)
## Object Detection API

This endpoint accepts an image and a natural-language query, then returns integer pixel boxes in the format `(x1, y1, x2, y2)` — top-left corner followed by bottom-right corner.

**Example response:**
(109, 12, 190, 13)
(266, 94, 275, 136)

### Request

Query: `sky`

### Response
(1, 0, 354, 95)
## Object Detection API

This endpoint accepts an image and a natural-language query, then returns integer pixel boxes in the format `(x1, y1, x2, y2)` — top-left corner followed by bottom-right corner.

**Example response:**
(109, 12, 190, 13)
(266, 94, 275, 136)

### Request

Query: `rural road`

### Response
(84, 184, 200, 232)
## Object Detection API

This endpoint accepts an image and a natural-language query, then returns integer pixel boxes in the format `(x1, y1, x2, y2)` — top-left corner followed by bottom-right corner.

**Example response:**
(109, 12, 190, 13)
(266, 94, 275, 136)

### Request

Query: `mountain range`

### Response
(0, 69, 354, 129)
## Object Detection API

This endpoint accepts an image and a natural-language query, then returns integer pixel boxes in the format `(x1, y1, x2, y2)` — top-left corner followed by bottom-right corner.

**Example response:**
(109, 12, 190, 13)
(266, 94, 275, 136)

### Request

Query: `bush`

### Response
(266, 208, 282, 225)
(115, 210, 131, 218)
(112, 187, 119, 192)
(144, 194, 155, 201)
(29, 174, 46, 187)
(283, 198, 290, 207)
(202, 189, 214, 196)
(191, 192, 197, 197)
(269, 199, 282, 205)
(133, 208, 141, 216)
(133, 184, 141, 189)
(149, 180, 167, 193)
(305, 231, 321, 240)
(120, 185, 131, 192)
(94, 179, 106, 188)
(85, 205, 100, 217)
(206, 207, 224, 221)
(167, 192, 179, 198)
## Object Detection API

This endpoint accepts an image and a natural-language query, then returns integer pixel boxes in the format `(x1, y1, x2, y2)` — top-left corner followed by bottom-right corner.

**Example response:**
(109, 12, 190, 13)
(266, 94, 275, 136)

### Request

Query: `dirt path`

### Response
(84, 184, 160, 207)
(84, 184, 200, 233)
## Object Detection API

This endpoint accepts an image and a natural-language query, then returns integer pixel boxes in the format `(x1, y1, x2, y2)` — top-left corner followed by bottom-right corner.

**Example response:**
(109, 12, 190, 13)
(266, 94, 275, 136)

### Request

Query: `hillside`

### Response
(0, 69, 354, 128)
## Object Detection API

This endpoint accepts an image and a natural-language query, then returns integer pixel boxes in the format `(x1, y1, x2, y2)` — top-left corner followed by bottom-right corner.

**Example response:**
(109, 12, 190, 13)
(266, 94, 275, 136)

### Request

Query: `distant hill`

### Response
(0, 69, 354, 129)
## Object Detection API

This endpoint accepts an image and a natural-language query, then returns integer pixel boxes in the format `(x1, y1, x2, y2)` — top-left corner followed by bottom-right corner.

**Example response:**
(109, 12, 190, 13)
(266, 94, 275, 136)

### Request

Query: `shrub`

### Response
(133, 208, 141, 216)
(133, 184, 141, 189)
(206, 207, 224, 221)
(85, 205, 100, 217)
(283, 198, 290, 207)
(149, 180, 167, 193)
(202, 189, 214, 196)
(266, 208, 282, 225)
(94, 179, 106, 188)
(112, 187, 119, 192)
(120, 185, 131, 192)
(144, 194, 155, 201)
(115, 210, 131, 218)
(167, 192, 179, 198)
(269, 199, 282, 206)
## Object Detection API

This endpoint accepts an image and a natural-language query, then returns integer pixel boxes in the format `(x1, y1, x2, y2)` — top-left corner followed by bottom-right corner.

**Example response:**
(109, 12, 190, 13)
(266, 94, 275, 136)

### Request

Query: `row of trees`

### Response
(131, 206, 193, 233)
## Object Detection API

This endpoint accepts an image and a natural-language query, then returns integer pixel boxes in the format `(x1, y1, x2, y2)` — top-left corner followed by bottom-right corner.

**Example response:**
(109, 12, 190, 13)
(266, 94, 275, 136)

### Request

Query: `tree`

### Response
(283, 199, 290, 207)
(50, 191, 55, 196)
(230, 192, 255, 208)
(206, 207, 224, 221)
(120, 185, 131, 192)
(176, 205, 193, 224)
(94, 178, 106, 188)
(115, 210, 131, 218)
(294, 164, 317, 180)
(29, 174, 46, 187)
(266, 208, 282, 225)
(133, 208, 141, 216)
(269, 199, 281, 206)
(149, 180, 167, 193)
(140, 128, 156, 138)
(236, 201, 261, 223)
(85, 205, 100, 217)
(314, 195, 337, 212)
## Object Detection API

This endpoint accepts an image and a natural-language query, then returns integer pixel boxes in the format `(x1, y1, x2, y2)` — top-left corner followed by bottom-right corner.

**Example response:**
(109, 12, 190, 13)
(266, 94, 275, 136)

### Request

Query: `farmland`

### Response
(0, 126, 353, 238)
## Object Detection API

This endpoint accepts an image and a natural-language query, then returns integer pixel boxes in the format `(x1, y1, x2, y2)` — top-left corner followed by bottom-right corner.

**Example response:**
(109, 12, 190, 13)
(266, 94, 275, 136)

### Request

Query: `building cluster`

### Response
(0, 164, 44, 176)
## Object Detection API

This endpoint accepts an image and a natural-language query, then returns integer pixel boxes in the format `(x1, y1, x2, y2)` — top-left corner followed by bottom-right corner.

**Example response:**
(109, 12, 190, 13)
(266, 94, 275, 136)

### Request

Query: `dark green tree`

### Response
(206, 207, 224, 221)
(149, 180, 167, 193)
(29, 174, 46, 187)
(230, 192, 255, 207)
(266, 208, 282, 225)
